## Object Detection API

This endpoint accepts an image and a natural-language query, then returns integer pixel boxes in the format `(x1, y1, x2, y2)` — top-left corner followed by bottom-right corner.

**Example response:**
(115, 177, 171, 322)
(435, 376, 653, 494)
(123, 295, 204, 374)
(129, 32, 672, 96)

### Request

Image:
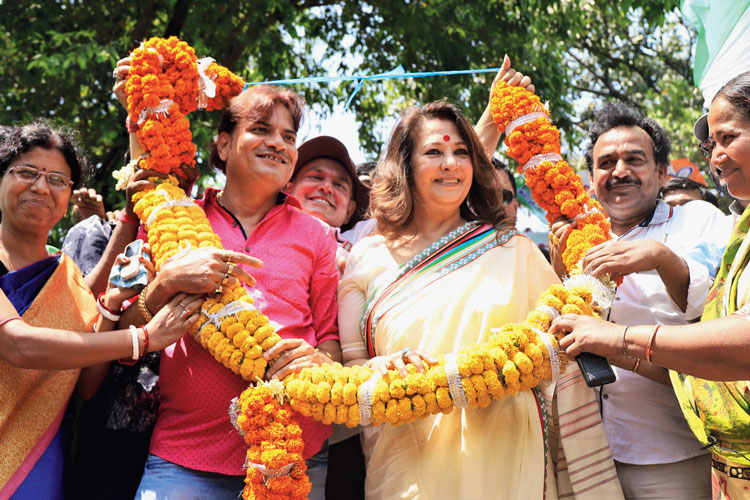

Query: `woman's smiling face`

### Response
(707, 96, 750, 200)
(411, 118, 473, 217)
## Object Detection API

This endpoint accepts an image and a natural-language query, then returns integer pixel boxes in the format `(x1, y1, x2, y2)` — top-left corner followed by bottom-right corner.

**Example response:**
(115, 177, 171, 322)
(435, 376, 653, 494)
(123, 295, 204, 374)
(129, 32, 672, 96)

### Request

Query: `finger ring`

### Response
(226, 262, 234, 276)
(551, 235, 559, 246)
(214, 284, 222, 295)
(180, 308, 190, 319)
(112, 68, 118, 79)
(221, 272, 231, 285)
(226, 254, 233, 265)
(400, 347, 412, 357)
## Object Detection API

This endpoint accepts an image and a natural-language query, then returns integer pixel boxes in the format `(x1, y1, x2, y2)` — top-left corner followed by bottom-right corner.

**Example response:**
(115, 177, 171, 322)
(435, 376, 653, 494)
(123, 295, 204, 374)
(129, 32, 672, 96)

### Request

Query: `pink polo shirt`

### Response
(149, 188, 339, 475)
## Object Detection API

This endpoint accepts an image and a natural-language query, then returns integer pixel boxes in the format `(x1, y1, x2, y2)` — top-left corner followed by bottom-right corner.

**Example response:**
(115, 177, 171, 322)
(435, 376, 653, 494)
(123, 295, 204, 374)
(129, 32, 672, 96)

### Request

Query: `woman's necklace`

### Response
(0, 243, 15, 272)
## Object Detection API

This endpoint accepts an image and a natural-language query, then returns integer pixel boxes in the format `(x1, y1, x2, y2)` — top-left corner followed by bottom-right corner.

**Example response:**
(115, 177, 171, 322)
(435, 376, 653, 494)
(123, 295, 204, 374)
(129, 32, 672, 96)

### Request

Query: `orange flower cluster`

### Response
(231, 383, 311, 500)
(490, 82, 612, 275)
(125, 36, 243, 175)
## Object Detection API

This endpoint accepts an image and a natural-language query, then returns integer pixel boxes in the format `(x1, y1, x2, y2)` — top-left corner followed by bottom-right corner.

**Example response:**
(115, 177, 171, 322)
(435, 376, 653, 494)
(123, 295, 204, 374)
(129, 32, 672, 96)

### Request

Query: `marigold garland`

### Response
(122, 38, 620, 499)
(490, 81, 613, 274)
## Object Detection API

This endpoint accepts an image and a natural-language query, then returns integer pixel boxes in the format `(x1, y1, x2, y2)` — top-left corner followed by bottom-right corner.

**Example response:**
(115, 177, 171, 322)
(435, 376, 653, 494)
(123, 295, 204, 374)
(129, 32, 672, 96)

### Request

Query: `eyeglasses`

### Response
(501, 189, 515, 206)
(699, 138, 715, 161)
(6, 166, 74, 191)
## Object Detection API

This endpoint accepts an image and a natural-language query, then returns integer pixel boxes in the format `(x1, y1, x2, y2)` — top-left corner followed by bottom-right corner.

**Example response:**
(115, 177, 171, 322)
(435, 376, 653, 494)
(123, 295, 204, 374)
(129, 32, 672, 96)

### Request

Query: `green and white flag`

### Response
(680, 0, 750, 105)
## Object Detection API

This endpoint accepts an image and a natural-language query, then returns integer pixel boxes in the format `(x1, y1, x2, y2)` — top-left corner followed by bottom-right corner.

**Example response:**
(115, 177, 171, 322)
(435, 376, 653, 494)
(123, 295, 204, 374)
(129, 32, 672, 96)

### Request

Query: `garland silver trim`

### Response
(536, 304, 560, 321)
(196, 57, 217, 109)
(533, 327, 561, 383)
(522, 153, 563, 174)
(563, 274, 616, 311)
(444, 353, 469, 408)
(199, 300, 257, 334)
(357, 372, 381, 426)
(505, 111, 549, 138)
(245, 461, 295, 484)
(138, 98, 173, 125)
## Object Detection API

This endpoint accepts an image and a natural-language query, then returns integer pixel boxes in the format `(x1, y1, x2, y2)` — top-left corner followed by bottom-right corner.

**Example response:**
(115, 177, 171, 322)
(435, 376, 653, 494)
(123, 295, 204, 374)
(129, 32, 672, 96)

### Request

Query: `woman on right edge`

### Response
(339, 101, 621, 499)
(550, 71, 750, 500)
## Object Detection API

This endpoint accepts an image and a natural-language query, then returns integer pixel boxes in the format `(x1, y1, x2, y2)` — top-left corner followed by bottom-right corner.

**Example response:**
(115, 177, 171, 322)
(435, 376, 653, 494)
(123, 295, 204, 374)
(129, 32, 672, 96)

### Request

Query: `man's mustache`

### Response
(606, 177, 641, 190)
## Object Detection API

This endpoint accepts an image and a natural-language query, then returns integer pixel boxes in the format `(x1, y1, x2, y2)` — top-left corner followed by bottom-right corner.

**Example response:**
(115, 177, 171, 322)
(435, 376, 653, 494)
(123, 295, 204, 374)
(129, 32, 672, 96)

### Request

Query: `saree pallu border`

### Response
(0, 254, 97, 496)
(361, 222, 516, 358)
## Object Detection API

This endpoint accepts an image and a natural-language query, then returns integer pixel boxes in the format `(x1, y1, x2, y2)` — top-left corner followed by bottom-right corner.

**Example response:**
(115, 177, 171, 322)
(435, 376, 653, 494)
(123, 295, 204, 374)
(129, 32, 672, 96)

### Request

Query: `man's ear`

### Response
(657, 163, 668, 186)
(216, 131, 232, 162)
(344, 199, 357, 224)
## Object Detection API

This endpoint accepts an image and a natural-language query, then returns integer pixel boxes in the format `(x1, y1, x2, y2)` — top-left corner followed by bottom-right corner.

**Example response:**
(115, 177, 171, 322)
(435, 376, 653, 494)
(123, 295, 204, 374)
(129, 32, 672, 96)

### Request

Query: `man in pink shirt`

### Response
(121, 85, 341, 500)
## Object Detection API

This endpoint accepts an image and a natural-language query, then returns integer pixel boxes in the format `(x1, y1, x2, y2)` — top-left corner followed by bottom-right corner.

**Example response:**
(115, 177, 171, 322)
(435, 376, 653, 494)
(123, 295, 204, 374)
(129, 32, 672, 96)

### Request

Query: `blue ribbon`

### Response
(244, 65, 501, 110)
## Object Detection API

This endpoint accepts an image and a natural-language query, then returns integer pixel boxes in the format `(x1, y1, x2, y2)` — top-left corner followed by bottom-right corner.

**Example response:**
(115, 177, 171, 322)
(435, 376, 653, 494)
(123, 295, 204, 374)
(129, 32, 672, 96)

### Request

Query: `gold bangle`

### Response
(621, 326, 633, 359)
(645, 325, 661, 363)
(632, 358, 641, 373)
(138, 286, 154, 322)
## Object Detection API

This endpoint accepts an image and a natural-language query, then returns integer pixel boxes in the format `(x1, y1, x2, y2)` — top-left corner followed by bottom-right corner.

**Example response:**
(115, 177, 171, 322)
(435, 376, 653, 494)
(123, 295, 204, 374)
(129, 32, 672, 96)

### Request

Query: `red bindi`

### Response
(443, 135, 450, 142)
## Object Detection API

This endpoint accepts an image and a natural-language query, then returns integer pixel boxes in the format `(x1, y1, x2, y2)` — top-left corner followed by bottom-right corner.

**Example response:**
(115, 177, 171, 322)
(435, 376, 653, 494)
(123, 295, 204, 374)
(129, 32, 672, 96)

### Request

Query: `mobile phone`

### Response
(108, 239, 150, 290)
(120, 240, 144, 280)
(576, 352, 616, 387)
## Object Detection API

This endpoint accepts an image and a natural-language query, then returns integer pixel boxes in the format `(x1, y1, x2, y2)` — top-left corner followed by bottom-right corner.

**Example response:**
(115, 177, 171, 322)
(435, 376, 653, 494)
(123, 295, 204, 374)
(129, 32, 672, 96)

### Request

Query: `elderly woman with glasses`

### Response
(0, 120, 202, 500)
(549, 70, 750, 498)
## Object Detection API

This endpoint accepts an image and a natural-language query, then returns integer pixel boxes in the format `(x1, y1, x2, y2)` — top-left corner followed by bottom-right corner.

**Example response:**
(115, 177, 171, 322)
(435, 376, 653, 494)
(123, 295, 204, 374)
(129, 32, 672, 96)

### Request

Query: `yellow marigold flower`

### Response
(330, 382, 344, 405)
(436, 387, 452, 409)
(513, 352, 534, 375)
(208, 303, 223, 315)
(316, 382, 331, 404)
(254, 325, 273, 344)
(502, 360, 520, 385)
(220, 344, 234, 368)
(389, 379, 406, 399)
(232, 329, 250, 348)
(478, 393, 492, 408)
(423, 392, 439, 414)
(406, 394, 424, 418)
(440, 405, 454, 415)
(229, 350, 243, 373)
(374, 380, 390, 403)
(261, 335, 280, 351)
(343, 383, 357, 405)
(470, 374, 488, 399)
(207, 331, 225, 354)
(461, 379, 478, 407)
(311, 403, 324, 421)
(397, 397, 413, 421)
(239, 334, 257, 353)
(252, 358, 267, 379)
(428, 366, 449, 387)
(322, 403, 336, 425)
(219, 316, 237, 334)
(347, 404, 360, 428)
(311, 369, 325, 385)
(561, 304, 583, 315)
(334, 370, 348, 386)
(539, 293, 564, 311)
(520, 372, 540, 391)
(245, 344, 262, 360)
(490, 347, 509, 370)
(295, 401, 312, 418)
(484, 370, 505, 399)
(385, 399, 399, 425)
(525, 343, 543, 365)
(335, 404, 348, 425)
(240, 358, 255, 379)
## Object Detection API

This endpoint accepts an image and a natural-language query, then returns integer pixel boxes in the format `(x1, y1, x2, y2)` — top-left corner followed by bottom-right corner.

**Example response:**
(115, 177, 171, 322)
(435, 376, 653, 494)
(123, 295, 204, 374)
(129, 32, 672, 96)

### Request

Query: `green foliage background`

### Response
(0, 0, 713, 244)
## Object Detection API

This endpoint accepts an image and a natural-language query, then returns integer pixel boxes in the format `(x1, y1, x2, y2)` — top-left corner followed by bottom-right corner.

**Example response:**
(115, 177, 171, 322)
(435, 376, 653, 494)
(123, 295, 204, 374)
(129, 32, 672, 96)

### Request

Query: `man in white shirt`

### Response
(549, 102, 733, 499)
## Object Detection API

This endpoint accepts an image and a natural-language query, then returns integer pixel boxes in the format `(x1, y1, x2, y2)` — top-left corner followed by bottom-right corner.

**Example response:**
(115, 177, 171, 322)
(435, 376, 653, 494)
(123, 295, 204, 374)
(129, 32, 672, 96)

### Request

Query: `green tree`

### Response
(0, 0, 702, 244)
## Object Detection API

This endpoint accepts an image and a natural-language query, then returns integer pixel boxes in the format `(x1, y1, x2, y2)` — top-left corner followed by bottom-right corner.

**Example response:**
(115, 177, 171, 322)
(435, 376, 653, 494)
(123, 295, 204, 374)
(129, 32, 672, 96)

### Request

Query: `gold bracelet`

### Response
(645, 325, 661, 363)
(621, 326, 633, 359)
(138, 286, 153, 322)
(631, 358, 641, 373)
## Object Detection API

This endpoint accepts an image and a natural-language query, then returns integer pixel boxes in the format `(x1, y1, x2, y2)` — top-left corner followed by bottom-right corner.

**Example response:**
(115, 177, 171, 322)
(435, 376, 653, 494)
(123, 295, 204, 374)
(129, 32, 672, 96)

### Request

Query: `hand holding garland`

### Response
(475, 55, 536, 159)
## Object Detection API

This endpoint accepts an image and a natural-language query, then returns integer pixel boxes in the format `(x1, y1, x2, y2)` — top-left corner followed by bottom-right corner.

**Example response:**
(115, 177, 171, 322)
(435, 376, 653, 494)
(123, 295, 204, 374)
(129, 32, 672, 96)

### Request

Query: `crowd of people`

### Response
(0, 47, 749, 500)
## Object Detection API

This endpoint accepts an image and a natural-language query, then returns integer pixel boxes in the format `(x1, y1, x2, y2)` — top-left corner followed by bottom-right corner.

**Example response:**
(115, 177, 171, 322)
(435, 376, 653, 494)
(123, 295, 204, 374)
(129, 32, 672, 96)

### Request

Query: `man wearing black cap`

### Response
(287, 136, 369, 233)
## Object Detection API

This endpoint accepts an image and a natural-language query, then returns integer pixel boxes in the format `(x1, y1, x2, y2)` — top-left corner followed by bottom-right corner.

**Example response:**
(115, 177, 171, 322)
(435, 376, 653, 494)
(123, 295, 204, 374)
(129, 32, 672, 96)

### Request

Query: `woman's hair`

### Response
(370, 101, 508, 239)
(0, 119, 87, 189)
(209, 85, 305, 172)
(715, 70, 750, 121)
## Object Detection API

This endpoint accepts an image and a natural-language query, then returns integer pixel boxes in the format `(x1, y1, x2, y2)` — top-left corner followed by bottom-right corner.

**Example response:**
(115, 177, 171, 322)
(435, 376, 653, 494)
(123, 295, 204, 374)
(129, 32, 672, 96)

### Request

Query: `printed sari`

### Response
(671, 207, 750, 499)
(0, 253, 97, 499)
(339, 222, 622, 499)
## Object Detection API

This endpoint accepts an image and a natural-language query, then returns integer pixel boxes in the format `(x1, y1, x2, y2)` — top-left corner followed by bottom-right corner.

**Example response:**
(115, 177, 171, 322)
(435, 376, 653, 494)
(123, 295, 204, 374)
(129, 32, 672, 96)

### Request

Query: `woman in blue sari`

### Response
(0, 120, 203, 499)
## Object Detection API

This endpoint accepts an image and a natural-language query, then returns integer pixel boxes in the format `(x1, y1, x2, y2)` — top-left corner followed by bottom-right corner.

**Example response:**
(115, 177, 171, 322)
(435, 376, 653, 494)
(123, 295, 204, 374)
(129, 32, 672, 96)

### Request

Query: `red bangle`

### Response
(126, 116, 139, 134)
(140, 325, 150, 358)
(0, 316, 21, 329)
(118, 211, 139, 225)
(97, 292, 121, 315)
